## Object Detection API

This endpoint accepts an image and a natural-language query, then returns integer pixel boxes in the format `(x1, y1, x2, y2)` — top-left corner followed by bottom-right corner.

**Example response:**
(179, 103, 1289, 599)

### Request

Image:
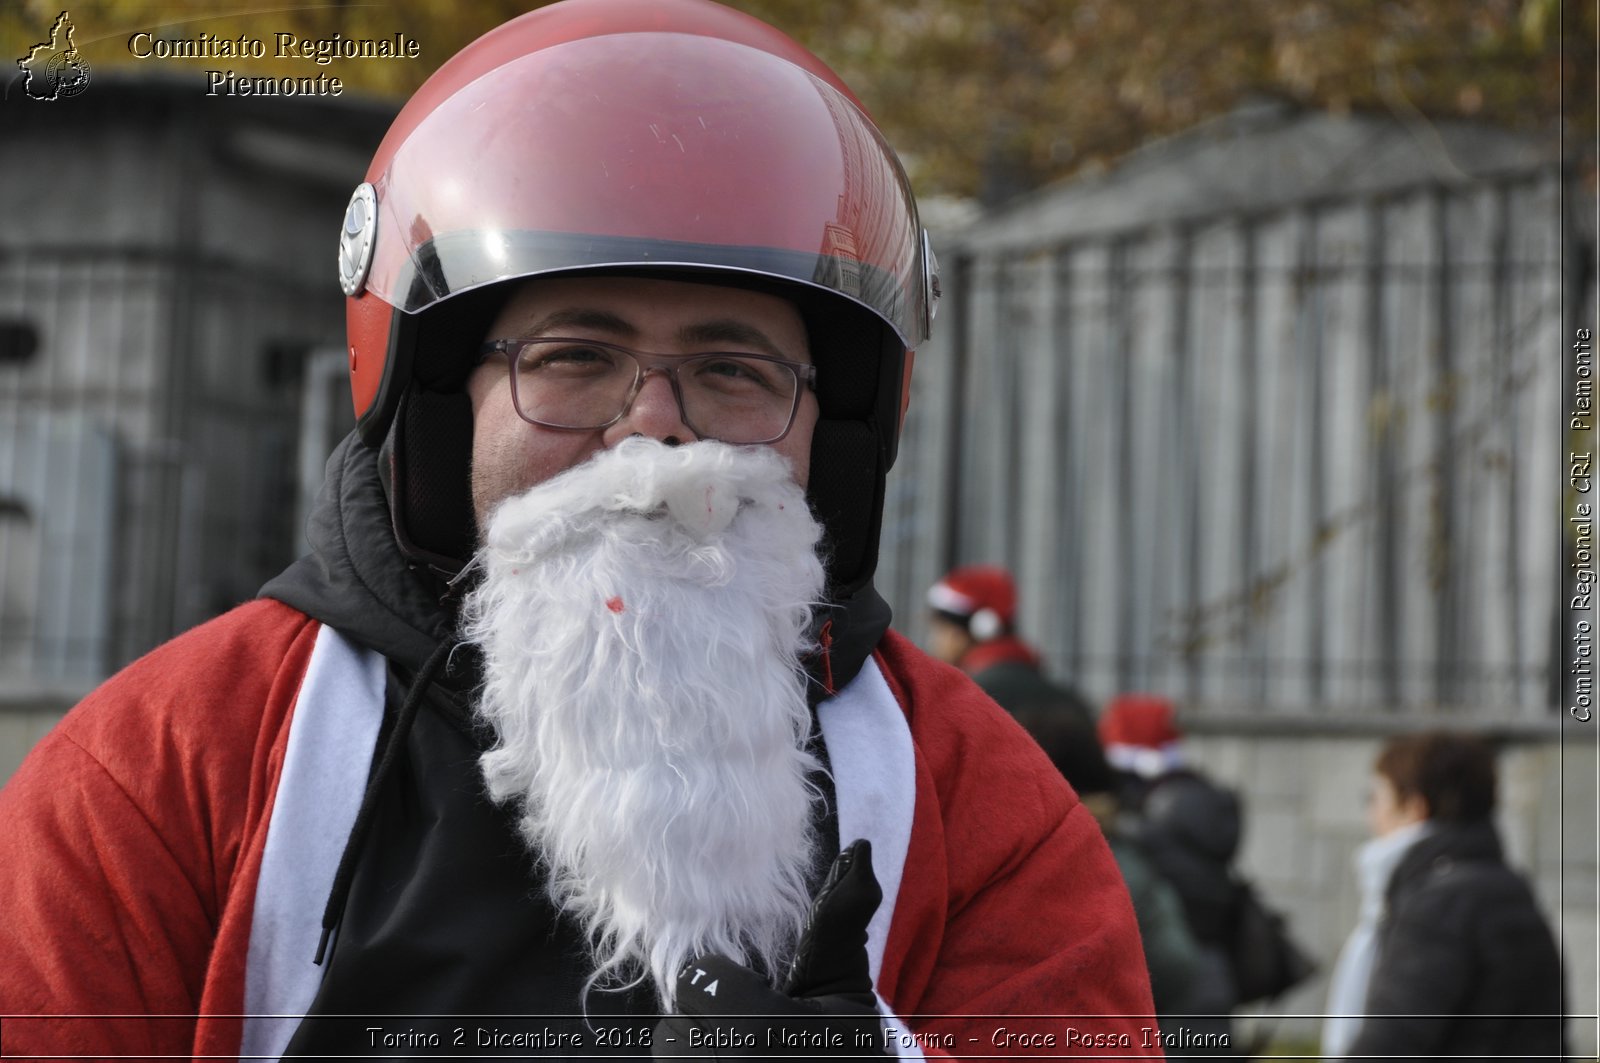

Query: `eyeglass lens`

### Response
(507, 340, 804, 444)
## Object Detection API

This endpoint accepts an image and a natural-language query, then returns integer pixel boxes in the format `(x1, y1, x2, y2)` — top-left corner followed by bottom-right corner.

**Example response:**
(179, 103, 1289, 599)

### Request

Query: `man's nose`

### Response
(602, 369, 697, 447)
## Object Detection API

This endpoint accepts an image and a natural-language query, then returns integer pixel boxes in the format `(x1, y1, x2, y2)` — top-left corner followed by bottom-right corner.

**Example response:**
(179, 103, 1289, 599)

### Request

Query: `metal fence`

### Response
(880, 164, 1570, 720)
(0, 246, 329, 687)
(0, 83, 384, 693)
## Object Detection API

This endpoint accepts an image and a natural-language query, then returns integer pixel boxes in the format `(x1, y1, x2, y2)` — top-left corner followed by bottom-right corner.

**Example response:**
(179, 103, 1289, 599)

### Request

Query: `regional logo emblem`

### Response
(17, 11, 92, 101)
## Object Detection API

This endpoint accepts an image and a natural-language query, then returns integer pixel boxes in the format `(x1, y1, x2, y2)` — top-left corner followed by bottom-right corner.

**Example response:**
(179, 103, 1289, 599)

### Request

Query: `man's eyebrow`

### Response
(516, 310, 797, 360)
(677, 319, 789, 359)
(520, 308, 638, 338)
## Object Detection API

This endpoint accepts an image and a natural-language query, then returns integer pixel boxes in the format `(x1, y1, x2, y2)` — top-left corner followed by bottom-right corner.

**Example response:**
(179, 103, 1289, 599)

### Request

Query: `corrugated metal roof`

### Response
(952, 100, 1558, 251)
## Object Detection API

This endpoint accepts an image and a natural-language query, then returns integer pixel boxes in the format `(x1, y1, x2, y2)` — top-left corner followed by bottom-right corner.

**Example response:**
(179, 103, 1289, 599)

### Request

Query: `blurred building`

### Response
(0, 77, 389, 762)
(879, 98, 1593, 1052)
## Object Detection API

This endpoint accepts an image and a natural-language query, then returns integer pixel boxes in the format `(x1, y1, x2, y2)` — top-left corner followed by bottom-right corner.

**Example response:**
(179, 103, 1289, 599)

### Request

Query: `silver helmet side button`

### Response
(338, 182, 378, 297)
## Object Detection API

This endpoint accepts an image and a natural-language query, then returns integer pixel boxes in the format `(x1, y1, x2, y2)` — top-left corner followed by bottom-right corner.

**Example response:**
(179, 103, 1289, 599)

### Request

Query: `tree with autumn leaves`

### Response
(3, 0, 1591, 202)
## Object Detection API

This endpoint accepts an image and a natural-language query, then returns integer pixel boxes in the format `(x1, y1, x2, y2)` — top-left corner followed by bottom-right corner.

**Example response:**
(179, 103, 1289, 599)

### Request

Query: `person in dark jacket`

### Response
(1030, 718, 1214, 1034)
(927, 564, 1095, 730)
(1098, 695, 1242, 943)
(1326, 730, 1567, 1061)
(1097, 693, 1245, 1056)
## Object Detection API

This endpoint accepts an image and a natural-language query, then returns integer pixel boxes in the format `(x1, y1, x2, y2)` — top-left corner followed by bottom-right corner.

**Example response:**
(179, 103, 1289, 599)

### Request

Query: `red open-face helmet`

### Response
(338, 0, 937, 594)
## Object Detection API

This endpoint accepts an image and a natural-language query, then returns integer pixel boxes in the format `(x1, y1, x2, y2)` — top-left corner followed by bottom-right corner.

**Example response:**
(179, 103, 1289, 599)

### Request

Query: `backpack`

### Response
(1225, 876, 1315, 1004)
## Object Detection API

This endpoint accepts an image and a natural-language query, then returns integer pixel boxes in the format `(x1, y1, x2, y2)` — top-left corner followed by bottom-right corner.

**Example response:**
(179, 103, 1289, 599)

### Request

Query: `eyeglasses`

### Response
(478, 338, 817, 445)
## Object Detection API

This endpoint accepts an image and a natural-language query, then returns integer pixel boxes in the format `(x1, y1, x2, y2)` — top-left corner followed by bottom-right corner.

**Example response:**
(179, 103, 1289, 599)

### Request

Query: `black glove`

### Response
(652, 839, 889, 1058)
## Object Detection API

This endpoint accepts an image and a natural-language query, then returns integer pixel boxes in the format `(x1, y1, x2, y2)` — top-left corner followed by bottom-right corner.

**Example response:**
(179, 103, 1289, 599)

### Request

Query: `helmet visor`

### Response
(363, 33, 931, 346)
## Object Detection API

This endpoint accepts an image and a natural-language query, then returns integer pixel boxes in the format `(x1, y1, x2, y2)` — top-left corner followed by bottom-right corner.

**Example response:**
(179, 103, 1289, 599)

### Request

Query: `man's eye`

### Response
(700, 358, 762, 379)
(693, 357, 789, 392)
(526, 345, 616, 370)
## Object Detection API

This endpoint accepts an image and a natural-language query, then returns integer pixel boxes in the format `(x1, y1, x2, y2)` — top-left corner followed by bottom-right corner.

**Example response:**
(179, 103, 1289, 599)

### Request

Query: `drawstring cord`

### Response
(817, 619, 835, 697)
(314, 636, 457, 965)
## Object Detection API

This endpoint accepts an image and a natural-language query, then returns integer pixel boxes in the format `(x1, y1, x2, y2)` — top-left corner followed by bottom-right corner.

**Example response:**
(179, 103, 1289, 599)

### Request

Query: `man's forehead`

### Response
(488, 274, 809, 356)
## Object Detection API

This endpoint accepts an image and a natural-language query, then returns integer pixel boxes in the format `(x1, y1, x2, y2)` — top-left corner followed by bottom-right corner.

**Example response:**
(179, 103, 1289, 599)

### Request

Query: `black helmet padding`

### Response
(390, 387, 478, 578)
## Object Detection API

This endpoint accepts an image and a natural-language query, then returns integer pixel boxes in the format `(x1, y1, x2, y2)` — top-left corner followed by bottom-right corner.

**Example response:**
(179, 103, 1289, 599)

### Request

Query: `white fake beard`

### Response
(461, 437, 827, 1009)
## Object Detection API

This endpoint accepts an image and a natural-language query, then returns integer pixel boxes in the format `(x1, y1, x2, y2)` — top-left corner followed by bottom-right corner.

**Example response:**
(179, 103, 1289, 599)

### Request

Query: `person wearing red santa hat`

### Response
(1098, 693, 1251, 1057)
(1097, 693, 1192, 799)
(926, 564, 1094, 731)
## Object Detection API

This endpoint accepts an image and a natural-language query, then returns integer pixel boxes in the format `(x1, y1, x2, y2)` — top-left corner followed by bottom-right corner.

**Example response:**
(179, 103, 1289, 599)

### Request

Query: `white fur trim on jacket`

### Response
(817, 656, 921, 1059)
(240, 624, 386, 1062)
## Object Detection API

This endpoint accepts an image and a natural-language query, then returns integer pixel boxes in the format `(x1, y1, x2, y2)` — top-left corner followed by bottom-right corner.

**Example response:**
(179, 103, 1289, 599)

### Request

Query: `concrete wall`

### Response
(1183, 724, 1597, 1057)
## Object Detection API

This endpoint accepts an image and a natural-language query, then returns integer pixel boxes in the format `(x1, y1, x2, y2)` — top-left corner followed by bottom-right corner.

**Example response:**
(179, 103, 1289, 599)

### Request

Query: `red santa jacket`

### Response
(0, 599, 1157, 1059)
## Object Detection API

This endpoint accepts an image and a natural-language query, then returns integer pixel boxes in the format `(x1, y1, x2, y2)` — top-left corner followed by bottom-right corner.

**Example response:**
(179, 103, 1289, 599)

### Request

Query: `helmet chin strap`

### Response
(386, 386, 479, 584)
(804, 418, 883, 599)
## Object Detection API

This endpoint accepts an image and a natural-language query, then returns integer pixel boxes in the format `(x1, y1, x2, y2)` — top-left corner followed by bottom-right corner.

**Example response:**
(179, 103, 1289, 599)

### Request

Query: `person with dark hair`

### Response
(1323, 730, 1567, 1061)
(926, 564, 1095, 730)
(0, 1, 1158, 1057)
